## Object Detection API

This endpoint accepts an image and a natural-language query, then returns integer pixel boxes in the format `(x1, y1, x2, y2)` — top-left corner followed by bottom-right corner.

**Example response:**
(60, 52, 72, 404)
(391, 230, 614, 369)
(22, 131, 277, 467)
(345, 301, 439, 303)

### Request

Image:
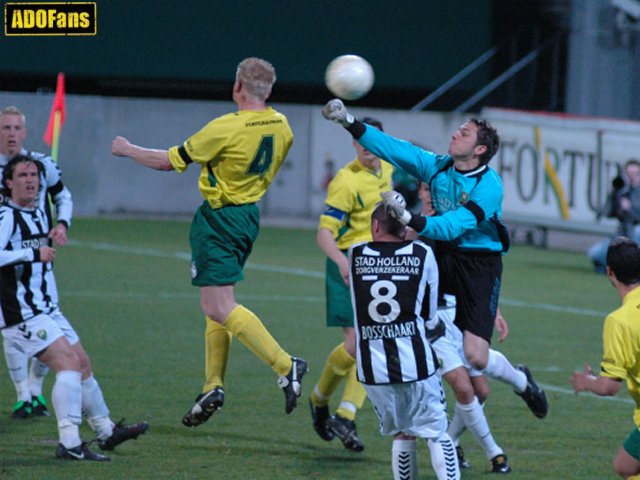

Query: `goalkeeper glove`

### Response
(322, 99, 354, 127)
(381, 190, 412, 225)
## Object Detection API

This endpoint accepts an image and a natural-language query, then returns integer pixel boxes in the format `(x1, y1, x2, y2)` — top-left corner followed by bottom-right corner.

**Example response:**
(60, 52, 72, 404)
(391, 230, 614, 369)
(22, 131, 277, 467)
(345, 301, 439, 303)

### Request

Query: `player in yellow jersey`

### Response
(571, 236, 640, 479)
(111, 57, 307, 426)
(309, 117, 393, 452)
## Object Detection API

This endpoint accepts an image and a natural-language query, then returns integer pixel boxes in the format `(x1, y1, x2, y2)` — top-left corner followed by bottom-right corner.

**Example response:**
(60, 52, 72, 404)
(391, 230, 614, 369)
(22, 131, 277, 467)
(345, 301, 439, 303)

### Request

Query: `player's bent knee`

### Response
(465, 352, 487, 371)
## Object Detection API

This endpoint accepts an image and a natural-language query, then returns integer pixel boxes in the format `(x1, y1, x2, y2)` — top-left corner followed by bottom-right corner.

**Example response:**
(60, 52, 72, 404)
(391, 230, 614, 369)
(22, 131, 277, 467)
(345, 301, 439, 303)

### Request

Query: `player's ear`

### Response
(371, 218, 380, 237)
(474, 144, 487, 158)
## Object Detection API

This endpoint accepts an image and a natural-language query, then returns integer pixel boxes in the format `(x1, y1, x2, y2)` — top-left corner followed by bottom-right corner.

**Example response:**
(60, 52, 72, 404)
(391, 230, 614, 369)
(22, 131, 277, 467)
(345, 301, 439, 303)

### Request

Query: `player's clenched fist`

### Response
(112, 136, 132, 157)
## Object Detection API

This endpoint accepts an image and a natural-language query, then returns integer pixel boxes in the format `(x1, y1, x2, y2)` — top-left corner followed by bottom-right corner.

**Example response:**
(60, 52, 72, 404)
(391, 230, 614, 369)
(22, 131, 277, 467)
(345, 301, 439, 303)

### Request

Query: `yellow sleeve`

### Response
(600, 314, 630, 380)
(318, 214, 343, 237)
(167, 117, 227, 173)
(167, 145, 188, 173)
(318, 168, 355, 238)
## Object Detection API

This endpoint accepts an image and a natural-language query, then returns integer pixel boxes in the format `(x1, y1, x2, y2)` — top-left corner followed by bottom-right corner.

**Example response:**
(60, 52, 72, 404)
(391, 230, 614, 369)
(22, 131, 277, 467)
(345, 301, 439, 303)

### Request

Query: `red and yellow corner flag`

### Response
(43, 72, 66, 161)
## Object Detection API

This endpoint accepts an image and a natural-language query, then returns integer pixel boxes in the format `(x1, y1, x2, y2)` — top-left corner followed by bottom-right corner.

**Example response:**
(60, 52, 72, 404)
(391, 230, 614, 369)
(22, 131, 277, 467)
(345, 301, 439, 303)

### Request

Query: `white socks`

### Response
(3, 342, 30, 402)
(391, 435, 460, 480)
(483, 350, 527, 392)
(427, 433, 460, 480)
(52, 370, 82, 448)
(392, 439, 418, 480)
(452, 399, 502, 459)
(82, 375, 113, 440)
(29, 358, 49, 397)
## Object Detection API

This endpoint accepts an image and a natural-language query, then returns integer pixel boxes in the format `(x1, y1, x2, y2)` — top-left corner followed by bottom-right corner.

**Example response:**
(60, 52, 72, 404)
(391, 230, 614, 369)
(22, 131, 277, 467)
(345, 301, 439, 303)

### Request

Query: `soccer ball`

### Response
(325, 55, 374, 100)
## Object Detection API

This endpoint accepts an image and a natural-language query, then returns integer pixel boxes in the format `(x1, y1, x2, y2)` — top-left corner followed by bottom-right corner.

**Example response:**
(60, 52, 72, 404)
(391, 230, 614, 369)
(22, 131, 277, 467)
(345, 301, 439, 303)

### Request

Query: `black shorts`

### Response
(437, 249, 502, 343)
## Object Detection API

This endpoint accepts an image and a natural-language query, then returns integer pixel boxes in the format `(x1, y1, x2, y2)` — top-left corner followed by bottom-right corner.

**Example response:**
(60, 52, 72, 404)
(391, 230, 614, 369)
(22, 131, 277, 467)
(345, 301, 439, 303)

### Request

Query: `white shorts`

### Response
(364, 374, 448, 439)
(48, 309, 79, 346)
(1, 314, 65, 358)
(2, 308, 79, 357)
(432, 304, 483, 377)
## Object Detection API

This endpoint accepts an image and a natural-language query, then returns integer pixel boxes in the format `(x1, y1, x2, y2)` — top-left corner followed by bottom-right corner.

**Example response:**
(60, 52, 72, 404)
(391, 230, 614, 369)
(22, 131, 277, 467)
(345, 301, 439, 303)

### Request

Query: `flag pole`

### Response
(51, 109, 61, 162)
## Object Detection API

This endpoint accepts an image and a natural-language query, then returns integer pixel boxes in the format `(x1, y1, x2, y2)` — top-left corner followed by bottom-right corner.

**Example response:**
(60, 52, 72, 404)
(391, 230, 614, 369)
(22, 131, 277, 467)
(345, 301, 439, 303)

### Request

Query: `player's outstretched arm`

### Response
(112, 136, 173, 171)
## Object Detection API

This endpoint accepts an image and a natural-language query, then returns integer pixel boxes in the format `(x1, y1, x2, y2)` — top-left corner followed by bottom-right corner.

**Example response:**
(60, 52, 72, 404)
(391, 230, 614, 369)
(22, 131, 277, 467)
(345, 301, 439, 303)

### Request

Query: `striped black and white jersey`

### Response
(0, 149, 73, 228)
(0, 202, 57, 328)
(349, 239, 439, 385)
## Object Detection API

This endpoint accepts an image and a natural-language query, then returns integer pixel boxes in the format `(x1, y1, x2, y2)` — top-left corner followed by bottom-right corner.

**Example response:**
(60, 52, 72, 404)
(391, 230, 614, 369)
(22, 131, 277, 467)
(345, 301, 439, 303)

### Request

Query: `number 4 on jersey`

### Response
(247, 135, 274, 178)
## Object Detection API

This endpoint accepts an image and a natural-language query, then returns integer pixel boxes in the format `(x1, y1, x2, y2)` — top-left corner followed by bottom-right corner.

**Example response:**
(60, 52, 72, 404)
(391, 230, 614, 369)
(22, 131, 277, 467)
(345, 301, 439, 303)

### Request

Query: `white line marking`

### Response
(68, 239, 608, 317)
(539, 382, 634, 405)
(499, 298, 606, 318)
(66, 240, 631, 405)
(63, 290, 323, 303)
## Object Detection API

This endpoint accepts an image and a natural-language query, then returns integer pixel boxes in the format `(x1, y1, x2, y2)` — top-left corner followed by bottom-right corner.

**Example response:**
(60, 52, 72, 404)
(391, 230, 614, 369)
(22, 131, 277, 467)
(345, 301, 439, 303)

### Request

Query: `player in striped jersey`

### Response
(112, 57, 307, 425)
(0, 105, 74, 418)
(348, 201, 459, 480)
(0, 156, 148, 460)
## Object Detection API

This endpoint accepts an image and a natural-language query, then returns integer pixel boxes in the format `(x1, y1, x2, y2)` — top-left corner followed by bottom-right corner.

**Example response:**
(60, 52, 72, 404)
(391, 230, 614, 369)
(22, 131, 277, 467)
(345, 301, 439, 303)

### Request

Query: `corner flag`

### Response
(43, 72, 66, 161)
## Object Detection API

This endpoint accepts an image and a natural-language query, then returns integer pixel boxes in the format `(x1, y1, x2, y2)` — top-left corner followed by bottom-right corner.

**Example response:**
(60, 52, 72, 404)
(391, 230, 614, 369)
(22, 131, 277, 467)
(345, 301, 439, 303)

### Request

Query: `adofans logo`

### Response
(5, 2, 96, 36)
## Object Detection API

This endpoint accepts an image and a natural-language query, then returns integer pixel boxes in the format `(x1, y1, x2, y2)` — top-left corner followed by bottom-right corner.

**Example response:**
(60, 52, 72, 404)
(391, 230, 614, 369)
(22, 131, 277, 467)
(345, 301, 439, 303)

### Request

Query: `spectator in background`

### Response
(588, 160, 640, 273)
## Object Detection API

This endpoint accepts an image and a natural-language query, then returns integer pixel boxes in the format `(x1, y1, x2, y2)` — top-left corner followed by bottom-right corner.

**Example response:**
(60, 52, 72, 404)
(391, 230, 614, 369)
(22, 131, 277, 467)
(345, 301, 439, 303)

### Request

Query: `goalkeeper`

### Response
(322, 99, 548, 420)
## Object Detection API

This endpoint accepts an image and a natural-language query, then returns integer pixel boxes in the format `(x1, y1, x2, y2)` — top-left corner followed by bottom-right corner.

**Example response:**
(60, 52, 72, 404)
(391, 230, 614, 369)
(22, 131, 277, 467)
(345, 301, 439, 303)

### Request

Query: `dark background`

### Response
(0, 1, 568, 110)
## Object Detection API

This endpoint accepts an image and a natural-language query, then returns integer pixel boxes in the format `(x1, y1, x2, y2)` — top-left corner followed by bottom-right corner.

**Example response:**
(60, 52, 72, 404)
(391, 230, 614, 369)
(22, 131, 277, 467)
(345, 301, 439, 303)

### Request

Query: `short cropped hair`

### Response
(469, 118, 499, 164)
(236, 57, 276, 101)
(0, 105, 26, 125)
(625, 159, 640, 170)
(606, 236, 640, 285)
(372, 202, 404, 237)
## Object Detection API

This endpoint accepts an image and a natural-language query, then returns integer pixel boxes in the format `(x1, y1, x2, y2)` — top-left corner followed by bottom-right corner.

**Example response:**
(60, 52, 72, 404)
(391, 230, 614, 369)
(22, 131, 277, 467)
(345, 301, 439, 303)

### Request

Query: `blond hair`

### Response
(236, 57, 276, 100)
(0, 106, 26, 125)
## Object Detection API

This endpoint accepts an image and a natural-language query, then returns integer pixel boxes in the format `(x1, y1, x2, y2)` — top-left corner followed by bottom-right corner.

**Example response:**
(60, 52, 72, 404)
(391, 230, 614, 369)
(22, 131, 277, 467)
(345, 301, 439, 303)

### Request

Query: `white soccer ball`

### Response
(325, 55, 374, 100)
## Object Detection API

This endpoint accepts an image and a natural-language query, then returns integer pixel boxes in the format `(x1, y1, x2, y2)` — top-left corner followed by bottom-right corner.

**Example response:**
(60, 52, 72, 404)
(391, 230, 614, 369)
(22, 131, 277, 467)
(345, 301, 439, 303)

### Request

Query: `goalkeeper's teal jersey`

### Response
(358, 125, 504, 252)
(168, 107, 293, 209)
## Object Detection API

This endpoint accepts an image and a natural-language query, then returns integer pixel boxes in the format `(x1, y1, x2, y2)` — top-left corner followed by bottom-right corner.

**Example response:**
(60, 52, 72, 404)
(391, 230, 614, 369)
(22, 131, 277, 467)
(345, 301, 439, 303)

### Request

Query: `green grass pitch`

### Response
(0, 218, 629, 479)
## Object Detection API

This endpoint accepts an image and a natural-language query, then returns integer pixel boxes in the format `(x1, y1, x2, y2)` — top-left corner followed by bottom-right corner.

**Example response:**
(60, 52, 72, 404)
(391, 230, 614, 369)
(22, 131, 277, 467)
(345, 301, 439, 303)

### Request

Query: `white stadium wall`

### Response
(486, 108, 640, 230)
(0, 92, 637, 232)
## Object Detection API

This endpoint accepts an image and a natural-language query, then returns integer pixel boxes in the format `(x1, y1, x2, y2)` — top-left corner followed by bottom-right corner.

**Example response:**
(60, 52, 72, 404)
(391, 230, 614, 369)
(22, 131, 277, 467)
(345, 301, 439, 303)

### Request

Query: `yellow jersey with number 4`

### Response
(168, 107, 293, 209)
